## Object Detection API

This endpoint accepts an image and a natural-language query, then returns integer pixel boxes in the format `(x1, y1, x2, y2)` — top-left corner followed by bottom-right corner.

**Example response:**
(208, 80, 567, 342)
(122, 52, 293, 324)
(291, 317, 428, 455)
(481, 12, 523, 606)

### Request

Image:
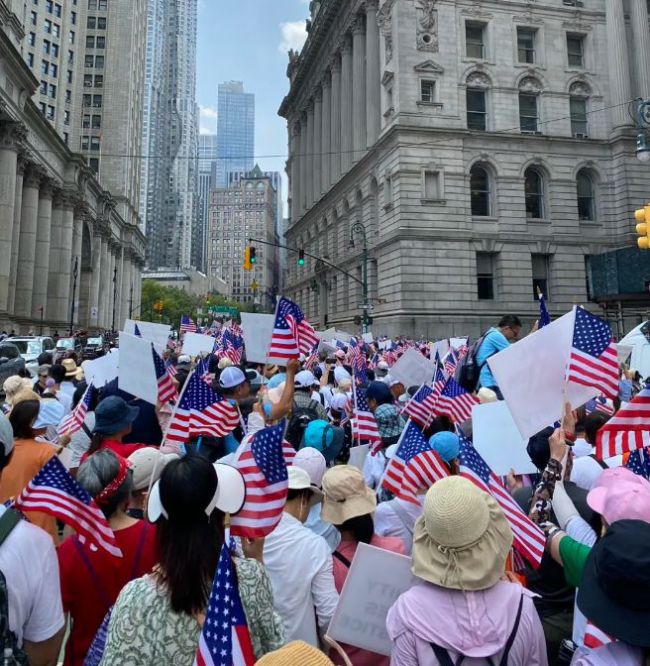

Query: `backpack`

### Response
(0, 509, 29, 666)
(285, 400, 321, 450)
(454, 331, 491, 393)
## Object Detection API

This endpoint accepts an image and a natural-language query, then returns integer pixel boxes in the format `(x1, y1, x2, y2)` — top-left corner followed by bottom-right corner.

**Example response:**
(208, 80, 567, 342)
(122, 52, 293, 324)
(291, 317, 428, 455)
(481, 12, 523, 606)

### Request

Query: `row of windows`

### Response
(88, 0, 108, 9)
(85, 36, 105, 49)
(469, 165, 596, 221)
(84, 54, 104, 69)
(477, 252, 551, 301)
(87, 16, 107, 29)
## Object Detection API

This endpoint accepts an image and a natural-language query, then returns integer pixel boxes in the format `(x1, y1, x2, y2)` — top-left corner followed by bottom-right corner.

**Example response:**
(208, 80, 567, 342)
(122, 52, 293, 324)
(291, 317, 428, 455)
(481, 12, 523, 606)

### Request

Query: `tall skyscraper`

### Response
(198, 133, 218, 272)
(140, 0, 199, 270)
(216, 81, 254, 187)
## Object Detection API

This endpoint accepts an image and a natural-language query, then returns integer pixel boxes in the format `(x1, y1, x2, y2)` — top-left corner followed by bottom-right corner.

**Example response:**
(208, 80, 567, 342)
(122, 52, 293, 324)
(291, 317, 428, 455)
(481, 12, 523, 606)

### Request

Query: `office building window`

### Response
(465, 22, 485, 59)
(420, 80, 435, 103)
(48, 83, 56, 98)
(27, 53, 34, 67)
(94, 55, 104, 68)
(96, 36, 105, 48)
(46, 105, 54, 120)
(94, 74, 103, 87)
(82, 93, 91, 107)
(84, 54, 93, 67)
(92, 94, 102, 107)
(69, 30, 75, 44)
(576, 169, 595, 221)
(71, 11, 76, 24)
(517, 27, 536, 63)
(39, 80, 47, 94)
(423, 170, 441, 200)
(51, 43, 58, 57)
(476, 252, 496, 300)
(66, 69, 72, 83)
(519, 92, 538, 132)
(54, 3, 61, 17)
(63, 132, 69, 145)
(91, 114, 101, 129)
(39, 102, 47, 115)
(65, 89, 71, 103)
(52, 24, 60, 37)
(50, 64, 57, 77)
(470, 164, 491, 216)
(41, 60, 49, 75)
(44, 19, 52, 33)
(45, 0, 53, 11)
(87, 16, 96, 28)
(86, 36, 94, 48)
(531, 254, 550, 299)
(28, 32, 36, 46)
(84, 73, 93, 87)
(31, 11, 37, 25)
(64, 110, 70, 125)
(466, 88, 486, 130)
(524, 168, 545, 219)
(570, 97, 588, 136)
(567, 33, 584, 67)
(97, 17, 106, 29)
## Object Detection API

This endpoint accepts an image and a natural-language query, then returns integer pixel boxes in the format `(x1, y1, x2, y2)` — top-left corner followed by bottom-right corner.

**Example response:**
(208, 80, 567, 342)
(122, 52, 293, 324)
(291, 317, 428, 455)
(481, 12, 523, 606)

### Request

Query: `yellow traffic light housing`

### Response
(634, 204, 650, 250)
(243, 246, 252, 271)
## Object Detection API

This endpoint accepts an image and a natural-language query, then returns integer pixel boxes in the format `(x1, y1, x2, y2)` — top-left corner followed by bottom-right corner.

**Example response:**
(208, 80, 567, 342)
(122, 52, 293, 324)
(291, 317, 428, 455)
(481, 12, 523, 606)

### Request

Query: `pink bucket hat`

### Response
(587, 468, 650, 525)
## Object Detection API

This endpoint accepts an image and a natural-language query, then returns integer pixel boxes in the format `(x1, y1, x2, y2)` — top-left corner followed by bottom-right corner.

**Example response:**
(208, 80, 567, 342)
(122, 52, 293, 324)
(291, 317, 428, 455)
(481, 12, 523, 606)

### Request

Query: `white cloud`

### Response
(278, 20, 307, 54)
(199, 105, 218, 134)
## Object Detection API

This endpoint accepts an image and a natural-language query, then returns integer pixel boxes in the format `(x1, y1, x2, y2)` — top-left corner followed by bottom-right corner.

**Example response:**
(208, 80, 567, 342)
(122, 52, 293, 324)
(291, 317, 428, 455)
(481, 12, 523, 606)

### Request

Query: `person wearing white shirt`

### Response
(263, 466, 339, 647)
(374, 496, 424, 555)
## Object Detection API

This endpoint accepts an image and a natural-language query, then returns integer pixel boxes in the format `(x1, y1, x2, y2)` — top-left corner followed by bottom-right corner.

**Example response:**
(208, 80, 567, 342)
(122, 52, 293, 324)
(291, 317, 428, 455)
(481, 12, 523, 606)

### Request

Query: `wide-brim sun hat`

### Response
(62, 358, 83, 380)
(287, 465, 323, 508)
(148, 462, 246, 521)
(255, 640, 334, 665)
(321, 464, 376, 525)
(411, 475, 513, 591)
(577, 519, 650, 647)
(94, 396, 139, 434)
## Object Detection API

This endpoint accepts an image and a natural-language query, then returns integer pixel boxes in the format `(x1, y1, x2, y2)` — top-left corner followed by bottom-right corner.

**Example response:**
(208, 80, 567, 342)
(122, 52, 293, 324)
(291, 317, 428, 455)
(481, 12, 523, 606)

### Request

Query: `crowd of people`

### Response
(0, 312, 649, 666)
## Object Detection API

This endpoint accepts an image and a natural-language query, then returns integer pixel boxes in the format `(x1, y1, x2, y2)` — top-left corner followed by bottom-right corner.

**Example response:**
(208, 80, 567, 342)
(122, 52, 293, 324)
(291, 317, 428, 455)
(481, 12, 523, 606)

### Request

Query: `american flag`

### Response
(443, 349, 458, 376)
(152, 346, 178, 404)
(458, 432, 545, 568)
(230, 423, 290, 539)
(625, 446, 650, 480)
(595, 387, 650, 459)
(566, 307, 618, 400)
(585, 395, 616, 417)
(351, 349, 368, 385)
(194, 542, 255, 666)
(351, 382, 381, 448)
(222, 329, 244, 365)
(368, 352, 380, 370)
(58, 384, 96, 436)
(14, 456, 122, 557)
(166, 359, 178, 377)
(381, 421, 449, 505)
(402, 384, 438, 428)
(538, 291, 551, 328)
(134, 323, 142, 337)
(180, 315, 197, 335)
(436, 377, 479, 423)
(303, 349, 319, 371)
(166, 361, 240, 444)
(582, 624, 614, 650)
(268, 297, 319, 359)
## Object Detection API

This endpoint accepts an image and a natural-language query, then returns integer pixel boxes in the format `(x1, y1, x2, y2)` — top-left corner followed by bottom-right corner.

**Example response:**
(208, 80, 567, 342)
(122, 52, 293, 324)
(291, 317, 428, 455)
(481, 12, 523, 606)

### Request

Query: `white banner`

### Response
(240, 312, 288, 365)
(389, 348, 436, 388)
(182, 332, 216, 358)
(118, 332, 157, 404)
(82, 349, 119, 387)
(124, 319, 170, 354)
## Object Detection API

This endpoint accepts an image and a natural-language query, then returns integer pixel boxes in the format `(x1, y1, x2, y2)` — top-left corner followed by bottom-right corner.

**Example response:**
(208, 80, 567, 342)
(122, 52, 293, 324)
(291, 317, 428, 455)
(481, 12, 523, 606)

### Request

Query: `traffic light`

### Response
(243, 246, 252, 271)
(298, 249, 305, 266)
(634, 204, 650, 249)
(250, 246, 257, 264)
(153, 299, 163, 313)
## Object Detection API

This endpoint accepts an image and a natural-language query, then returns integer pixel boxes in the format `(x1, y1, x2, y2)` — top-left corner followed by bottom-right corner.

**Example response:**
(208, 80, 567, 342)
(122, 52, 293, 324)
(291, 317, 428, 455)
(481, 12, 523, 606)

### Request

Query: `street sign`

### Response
(209, 305, 239, 318)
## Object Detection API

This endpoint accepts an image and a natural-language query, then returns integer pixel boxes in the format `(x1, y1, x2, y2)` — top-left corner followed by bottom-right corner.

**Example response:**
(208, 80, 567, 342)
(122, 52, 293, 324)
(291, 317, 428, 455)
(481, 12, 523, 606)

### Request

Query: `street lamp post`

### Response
(349, 222, 370, 334)
(69, 256, 78, 336)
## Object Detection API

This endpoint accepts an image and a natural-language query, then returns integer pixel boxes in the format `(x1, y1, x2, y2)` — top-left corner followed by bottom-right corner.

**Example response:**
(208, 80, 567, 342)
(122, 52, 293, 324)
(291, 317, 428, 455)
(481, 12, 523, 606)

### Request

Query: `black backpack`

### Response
(454, 331, 491, 393)
(285, 400, 321, 450)
(0, 509, 29, 665)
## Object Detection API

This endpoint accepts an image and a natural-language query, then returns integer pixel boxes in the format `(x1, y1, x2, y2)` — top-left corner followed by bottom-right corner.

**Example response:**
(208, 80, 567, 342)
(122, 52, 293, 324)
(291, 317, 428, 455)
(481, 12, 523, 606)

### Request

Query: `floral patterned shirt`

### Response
(100, 557, 284, 665)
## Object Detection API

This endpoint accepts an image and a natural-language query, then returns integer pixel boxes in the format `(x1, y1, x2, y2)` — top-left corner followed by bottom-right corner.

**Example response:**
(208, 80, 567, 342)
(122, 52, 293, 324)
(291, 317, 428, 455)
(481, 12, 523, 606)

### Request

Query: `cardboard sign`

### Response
(182, 332, 216, 358)
(389, 348, 436, 388)
(362, 332, 374, 344)
(118, 332, 157, 404)
(124, 319, 170, 353)
(327, 543, 416, 656)
(239, 312, 289, 366)
(488, 309, 599, 439)
(82, 349, 119, 387)
(432, 339, 449, 359)
(472, 402, 537, 475)
(348, 444, 369, 471)
(449, 337, 468, 351)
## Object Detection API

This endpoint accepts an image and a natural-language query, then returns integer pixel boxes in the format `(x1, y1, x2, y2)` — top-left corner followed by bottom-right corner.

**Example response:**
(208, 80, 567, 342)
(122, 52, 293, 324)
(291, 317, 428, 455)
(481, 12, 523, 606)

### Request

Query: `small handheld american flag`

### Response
(596, 386, 650, 459)
(58, 384, 96, 437)
(402, 384, 439, 428)
(180, 315, 197, 335)
(230, 423, 291, 539)
(537, 290, 551, 328)
(436, 377, 479, 423)
(14, 456, 122, 557)
(566, 307, 618, 399)
(193, 542, 255, 666)
(152, 345, 178, 404)
(267, 297, 319, 359)
(351, 382, 381, 449)
(625, 446, 650, 480)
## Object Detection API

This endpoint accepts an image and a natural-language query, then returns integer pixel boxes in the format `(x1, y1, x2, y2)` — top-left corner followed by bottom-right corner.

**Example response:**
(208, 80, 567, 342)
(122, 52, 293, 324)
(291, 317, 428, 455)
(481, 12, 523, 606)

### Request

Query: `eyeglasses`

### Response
(39, 374, 48, 379)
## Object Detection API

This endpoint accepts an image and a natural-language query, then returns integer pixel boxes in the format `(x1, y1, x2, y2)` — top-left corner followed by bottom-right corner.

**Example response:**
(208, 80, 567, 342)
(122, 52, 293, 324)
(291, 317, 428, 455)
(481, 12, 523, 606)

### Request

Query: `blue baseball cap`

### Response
(301, 420, 344, 464)
(428, 431, 460, 463)
(267, 372, 286, 389)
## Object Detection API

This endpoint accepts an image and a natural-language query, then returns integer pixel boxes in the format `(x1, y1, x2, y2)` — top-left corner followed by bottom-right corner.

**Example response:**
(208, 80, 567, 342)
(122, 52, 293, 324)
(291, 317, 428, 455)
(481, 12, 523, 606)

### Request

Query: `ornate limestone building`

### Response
(280, 0, 650, 338)
(0, 8, 145, 333)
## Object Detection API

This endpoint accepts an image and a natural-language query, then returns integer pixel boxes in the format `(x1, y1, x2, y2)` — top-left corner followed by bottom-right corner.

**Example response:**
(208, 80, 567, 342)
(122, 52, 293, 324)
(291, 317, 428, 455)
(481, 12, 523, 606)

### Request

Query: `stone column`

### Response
(313, 88, 323, 201)
(321, 74, 331, 193)
(57, 200, 75, 321)
(365, 0, 381, 146)
(305, 101, 315, 209)
(70, 211, 83, 325)
(121, 253, 132, 325)
(98, 236, 110, 328)
(15, 167, 43, 318)
(352, 16, 367, 161)
(631, 0, 650, 98)
(108, 245, 117, 330)
(330, 55, 342, 185)
(89, 229, 103, 327)
(8, 156, 24, 315)
(299, 112, 308, 214)
(606, 0, 632, 127)
(46, 195, 63, 320)
(340, 36, 354, 173)
(290, 121, 301, 221)
(32, 180, 54, 320)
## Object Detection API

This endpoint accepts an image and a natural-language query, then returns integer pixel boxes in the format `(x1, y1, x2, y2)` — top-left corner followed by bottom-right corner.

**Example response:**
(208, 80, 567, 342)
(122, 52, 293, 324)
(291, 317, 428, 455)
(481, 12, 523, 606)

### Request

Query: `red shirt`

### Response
(79, 439, 147, 465)
(58, 520, 159, 666)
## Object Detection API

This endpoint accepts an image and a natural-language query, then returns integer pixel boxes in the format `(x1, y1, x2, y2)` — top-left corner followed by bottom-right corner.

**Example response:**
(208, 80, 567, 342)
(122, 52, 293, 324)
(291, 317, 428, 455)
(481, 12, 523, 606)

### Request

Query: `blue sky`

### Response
(197, 0, 310, 211)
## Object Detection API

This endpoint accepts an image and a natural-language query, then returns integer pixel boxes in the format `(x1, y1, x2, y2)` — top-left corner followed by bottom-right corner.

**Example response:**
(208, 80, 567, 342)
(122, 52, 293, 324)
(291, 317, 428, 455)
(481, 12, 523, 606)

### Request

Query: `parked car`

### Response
(0, 343, 26, 389)
(54, 337, 83, 364)
(82, 336, 106, 360)
(6, 336, 55, 377)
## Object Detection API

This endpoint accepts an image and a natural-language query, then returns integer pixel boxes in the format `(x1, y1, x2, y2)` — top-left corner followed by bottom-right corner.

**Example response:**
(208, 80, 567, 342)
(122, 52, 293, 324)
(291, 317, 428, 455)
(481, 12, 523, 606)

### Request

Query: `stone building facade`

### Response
(280, 0, 650, 338)
(207, 165, 279, 312)
(0, 12, 145, 333)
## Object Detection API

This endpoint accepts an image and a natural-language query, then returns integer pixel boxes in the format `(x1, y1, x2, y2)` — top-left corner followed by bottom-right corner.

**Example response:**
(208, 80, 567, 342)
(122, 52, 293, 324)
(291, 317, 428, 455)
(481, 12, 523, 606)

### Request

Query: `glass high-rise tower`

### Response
(216, 81, 255, 187)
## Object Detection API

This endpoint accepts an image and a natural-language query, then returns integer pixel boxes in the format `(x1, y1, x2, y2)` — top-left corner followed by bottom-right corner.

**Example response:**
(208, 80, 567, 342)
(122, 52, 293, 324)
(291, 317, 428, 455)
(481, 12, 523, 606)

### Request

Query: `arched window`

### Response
(576, 169, 595, 221)
(470, 165, 491, 216)
(518, 76, 542, 132)
(524, 168, 544, 219)
(569, 81, 590, 137)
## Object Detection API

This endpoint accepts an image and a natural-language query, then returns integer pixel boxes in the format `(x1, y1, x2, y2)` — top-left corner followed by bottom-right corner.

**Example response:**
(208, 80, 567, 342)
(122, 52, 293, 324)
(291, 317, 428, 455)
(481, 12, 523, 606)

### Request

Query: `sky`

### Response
(196, 0, 310, 213)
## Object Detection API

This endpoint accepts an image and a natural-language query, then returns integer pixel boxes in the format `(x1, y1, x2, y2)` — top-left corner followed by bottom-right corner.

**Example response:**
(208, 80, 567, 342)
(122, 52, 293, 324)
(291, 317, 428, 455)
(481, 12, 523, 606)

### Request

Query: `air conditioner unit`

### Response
(563, 0, 576, 5)
(574, 133, 589, 139)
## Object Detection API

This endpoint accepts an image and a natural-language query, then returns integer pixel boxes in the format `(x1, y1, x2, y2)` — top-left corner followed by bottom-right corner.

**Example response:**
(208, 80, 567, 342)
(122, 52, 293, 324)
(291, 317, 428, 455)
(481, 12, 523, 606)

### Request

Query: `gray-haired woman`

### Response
(57, 450, 159, 666)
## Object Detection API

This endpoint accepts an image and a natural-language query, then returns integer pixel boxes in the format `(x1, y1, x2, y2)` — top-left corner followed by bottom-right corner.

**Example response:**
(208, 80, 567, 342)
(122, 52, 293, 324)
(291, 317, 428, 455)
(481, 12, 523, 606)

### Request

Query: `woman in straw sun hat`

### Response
(386, 476, 547, 665)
